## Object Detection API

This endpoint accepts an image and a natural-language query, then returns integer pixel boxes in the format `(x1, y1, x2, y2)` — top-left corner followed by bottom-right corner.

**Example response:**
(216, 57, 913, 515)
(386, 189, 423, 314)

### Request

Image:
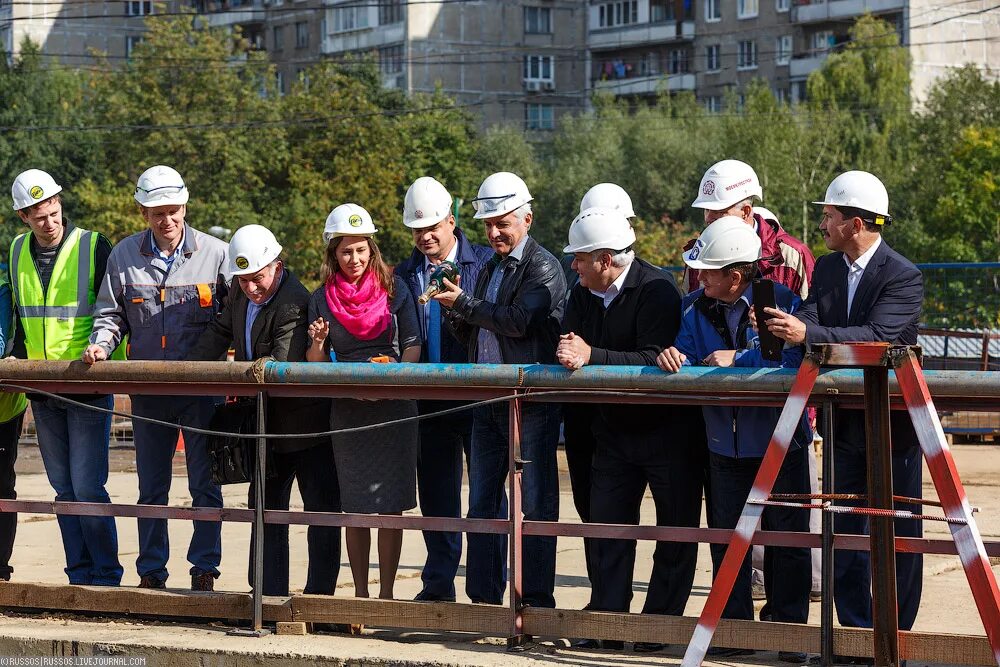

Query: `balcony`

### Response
(589, 20, 695, 50)
(323, 22, 404, 55)
(791, 0, 904, 23)
(594, 72, 695, 96)
(789, 52, 829, 78)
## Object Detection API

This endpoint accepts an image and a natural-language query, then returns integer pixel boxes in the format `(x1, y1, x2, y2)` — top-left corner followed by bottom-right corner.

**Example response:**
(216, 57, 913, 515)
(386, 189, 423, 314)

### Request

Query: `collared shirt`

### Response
(244, 272, 282, 356)
(152, 229, 185, 272)
(588, 262, 632, 310)
(416, 240, 459, 338)
(721, 295, 750, 347)
(476, 234, 531, 363)
(844, 235, 881, 315)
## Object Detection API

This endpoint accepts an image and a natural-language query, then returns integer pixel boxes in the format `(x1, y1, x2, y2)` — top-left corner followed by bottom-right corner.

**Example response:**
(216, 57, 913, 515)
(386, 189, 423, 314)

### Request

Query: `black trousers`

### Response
(589, 423, 702, 615)
(248, 443, 342, 596)
(0, 412, 24, 580)
(562, 404, 596, 586)
(708, 446, 811, 623)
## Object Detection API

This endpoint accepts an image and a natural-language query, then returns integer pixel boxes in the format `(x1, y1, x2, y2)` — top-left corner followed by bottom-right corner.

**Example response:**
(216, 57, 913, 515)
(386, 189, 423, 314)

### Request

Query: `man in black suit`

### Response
(763, 171, 924, 641)
(190, 224, 340, 599)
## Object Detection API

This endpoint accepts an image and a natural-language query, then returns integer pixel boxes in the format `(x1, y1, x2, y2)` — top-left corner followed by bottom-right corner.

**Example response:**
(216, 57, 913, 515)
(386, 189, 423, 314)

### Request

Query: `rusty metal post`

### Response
(863, 367, 899, 666)
(821, 400, 835, 666)
(228, 392, 271, 637)
(507, 394, 527, 650)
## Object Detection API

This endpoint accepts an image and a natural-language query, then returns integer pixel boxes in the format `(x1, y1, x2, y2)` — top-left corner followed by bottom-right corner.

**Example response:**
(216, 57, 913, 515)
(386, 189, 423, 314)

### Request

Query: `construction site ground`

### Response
(0, 438, 997, 666)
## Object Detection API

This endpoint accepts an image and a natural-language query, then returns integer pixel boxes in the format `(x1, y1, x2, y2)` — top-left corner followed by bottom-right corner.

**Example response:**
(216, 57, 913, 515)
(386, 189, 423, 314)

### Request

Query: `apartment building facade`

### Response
(320, 0, 589, 130)
(585, 0, 999, 110)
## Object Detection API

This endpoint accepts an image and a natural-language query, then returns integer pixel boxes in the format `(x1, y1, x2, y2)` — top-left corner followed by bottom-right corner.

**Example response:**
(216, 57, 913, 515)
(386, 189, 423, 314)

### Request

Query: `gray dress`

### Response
(307, 276, 421, 514)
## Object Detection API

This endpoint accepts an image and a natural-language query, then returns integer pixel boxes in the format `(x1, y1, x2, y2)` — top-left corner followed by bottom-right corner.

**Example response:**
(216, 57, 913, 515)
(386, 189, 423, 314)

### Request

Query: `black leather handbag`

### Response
(207, 398, 260, 485)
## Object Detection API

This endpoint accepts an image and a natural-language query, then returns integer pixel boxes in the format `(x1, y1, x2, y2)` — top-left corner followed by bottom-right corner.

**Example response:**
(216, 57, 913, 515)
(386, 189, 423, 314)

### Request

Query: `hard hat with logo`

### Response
(753, 206, 779, 224)
(323, 203, 377, 243)
(563, 207, 636, 254)
(813, 170, 891, 222)
(691, 159, 763, 211)
(403, 177, 453, 229)
(11, 169, 62, 211)
(134, 165, 189, 207)
(471, 172, 532, 220)
(683, 215, 761, 270)
(229, 224, 283, 276)
(579, 183, 636, 219)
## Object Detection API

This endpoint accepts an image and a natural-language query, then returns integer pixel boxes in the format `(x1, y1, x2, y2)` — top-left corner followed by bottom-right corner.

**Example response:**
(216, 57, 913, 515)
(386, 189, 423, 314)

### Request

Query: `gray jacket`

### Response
(89, 224, 230, 361)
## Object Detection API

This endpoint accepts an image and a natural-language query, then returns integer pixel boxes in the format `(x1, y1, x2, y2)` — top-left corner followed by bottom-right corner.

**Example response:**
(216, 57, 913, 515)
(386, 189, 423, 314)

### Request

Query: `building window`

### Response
(650, 0, 676, 22)
(737, 0, 758, 18)
(704, 96, 722, 113)
(523, 55, 555, 83)
(379, 0, 403, 25)
(275, 71, 285, 96)
(379, 44, 403, 75)
(737, 40, 757, 69)
(524, 6, 552, 34)
(705, 45, 720, 72)
(273, 25, 284, 51)
(776, 35, 792, 65)
(125, 35, 143, 58)
(295, 21, 308, 48)
(811, 30, 835, 53)
(525, 104, 555, 131)
(704, 0, 721, 22)
(776, 0, 790, 12)
(597, 1, 638, 28)
(668, 49, 689, 74)
(775, 87, 788, 104)
(333, 3, 369, 33)
(792, 80, 807, 103)
(126, 1, 152, 16)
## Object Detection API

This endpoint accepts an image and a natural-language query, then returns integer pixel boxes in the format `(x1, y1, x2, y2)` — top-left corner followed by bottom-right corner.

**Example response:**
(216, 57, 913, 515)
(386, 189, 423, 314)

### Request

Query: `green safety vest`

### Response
(10, 227, 100, 361)
(0, 274, 27, 423)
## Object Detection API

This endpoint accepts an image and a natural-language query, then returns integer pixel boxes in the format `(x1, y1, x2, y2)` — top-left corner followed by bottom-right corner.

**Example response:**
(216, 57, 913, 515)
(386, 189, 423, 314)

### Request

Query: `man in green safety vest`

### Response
(7, 169, 123, 586)
(0, 269, 28, 582)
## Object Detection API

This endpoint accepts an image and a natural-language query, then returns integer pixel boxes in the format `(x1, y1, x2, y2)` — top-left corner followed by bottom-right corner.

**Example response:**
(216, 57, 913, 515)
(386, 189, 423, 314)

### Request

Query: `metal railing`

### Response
(0, 359, 997, 664)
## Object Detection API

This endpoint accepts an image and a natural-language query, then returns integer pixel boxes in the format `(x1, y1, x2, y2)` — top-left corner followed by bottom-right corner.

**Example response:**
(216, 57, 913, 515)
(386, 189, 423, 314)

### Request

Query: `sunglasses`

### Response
(470, 193, 517, 215)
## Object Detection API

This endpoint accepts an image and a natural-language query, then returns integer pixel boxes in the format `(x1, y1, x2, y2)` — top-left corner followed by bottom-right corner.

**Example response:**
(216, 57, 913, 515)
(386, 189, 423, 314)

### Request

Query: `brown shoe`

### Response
(138, 575, 165, 589)
(191, 572, 216, 591)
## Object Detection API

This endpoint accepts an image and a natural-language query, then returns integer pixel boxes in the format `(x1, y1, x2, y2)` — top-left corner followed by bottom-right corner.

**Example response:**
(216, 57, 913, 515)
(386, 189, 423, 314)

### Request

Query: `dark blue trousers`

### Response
(709, 446, 811, 623)
(833, 412, 923, 630)
(416, 404, 472, 600)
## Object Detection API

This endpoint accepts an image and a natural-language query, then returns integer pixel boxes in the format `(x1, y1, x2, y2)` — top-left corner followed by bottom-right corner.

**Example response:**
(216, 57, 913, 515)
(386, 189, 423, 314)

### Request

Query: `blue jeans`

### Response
(131, 395, 222, 582)
(32, 396, 123, 586)
(416, 405, 471, 600)
(466, 402, 560, 608)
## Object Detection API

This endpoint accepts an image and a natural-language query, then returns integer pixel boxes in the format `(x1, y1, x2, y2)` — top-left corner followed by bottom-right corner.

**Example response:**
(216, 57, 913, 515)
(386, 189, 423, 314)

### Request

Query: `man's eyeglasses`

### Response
(136, 184, 186, 196)
(470, 193, 516, 215)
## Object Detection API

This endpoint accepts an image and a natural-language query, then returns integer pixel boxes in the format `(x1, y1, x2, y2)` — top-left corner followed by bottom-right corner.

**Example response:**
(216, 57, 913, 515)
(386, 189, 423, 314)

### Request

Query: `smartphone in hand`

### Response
(752, 279, 783, 362)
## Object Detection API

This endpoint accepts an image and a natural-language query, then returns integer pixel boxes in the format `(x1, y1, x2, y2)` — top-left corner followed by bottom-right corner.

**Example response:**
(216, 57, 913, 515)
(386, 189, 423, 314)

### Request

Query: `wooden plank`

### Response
(276, 621, 307, 635)
(522, 608, 993, 665)
(290, 595, 508, 635)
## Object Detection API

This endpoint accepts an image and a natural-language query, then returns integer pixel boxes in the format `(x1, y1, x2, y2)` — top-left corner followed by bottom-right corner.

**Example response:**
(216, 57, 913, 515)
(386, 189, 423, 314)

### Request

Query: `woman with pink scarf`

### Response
(306, 203, 421, 603)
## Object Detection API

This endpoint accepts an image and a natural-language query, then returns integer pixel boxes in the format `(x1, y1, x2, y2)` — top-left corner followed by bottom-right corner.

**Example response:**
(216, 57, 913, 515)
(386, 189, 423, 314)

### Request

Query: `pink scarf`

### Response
(324, 270, 391, 340)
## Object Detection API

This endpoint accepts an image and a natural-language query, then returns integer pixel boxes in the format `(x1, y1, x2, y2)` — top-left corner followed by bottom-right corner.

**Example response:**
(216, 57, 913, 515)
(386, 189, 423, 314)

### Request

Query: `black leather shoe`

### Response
(191, 572, 216, 591)
(414, 590, 456, 602)
(571, 639, 624, 650)
(138, 575, 165, 589)
(707, 646, 756, 657)
(572, 638, 602, 649)
(779, 650, 810, 664)
(634, 642, 666, 653)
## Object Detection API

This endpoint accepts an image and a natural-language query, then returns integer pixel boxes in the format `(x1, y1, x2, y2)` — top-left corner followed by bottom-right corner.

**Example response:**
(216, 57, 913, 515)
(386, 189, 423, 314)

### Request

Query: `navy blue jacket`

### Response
(797, 239, 923, 450)
(394, 227, 492, 364)
(676, 283, 811, 458)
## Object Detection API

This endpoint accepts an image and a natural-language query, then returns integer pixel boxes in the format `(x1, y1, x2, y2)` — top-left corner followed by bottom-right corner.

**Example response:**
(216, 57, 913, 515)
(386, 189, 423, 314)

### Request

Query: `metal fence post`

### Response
(821, 400, 835, 666)
(507, 393, 527, 649)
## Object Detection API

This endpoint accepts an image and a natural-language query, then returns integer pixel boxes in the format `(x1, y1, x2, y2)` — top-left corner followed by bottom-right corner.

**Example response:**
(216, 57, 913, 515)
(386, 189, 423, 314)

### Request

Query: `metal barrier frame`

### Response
(0, 359, 998, 664)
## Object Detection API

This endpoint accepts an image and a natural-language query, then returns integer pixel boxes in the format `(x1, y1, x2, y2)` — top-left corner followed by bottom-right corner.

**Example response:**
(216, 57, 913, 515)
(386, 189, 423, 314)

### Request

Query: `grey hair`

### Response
(592, 248, 635, 268)
(512, 202, 533, 223)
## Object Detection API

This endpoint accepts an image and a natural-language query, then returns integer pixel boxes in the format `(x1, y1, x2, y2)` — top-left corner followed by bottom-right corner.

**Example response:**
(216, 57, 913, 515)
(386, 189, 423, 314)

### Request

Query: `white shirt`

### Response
(589, 262, 632, 309)
(417, 240, 459, 335)
(844, 235, 881, 316)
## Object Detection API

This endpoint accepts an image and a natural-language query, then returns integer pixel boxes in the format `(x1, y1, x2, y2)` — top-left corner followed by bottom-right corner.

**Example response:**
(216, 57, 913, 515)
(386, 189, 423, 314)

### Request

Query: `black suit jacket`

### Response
(190, 268, 330, 453)
(797, 239, 923, 450)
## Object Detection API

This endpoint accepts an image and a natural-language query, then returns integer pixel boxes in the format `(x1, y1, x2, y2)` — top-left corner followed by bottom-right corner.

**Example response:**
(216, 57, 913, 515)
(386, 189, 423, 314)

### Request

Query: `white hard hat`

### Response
(579, 183, 636, 219)
(134, 165, 189, 207)
(471, 172, 532, 219)
(11, 169, 62, 211)
(691, 160, 763, 211)
(813, 170, 891, 221)
(753, 206, 779, 223)
(229, 224, 282, 276)
(563, 207, 637, 254)
(683, 215, 761, 270)
(403, 177, 453, 229)
(324, 203, 377, 243)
